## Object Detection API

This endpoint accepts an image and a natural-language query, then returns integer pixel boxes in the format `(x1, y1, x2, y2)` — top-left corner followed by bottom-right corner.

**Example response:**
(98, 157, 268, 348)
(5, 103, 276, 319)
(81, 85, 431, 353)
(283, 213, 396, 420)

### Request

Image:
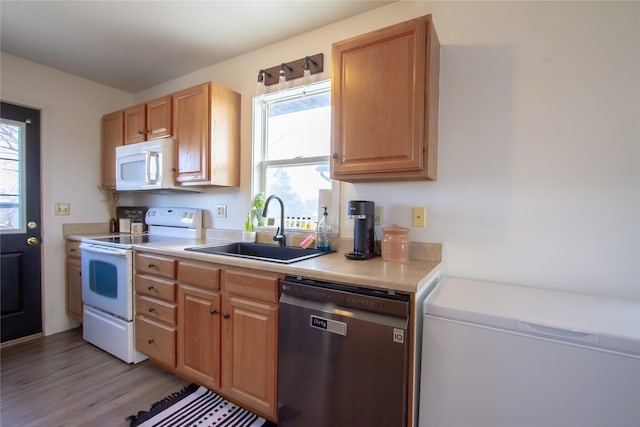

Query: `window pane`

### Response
(265, 163, 331, 222)
(266, 92, 330, 161)
(0, 120, 24, 232)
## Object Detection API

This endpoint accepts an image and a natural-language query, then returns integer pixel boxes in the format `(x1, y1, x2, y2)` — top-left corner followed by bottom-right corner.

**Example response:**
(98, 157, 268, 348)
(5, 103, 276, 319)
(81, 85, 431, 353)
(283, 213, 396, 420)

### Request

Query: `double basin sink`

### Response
(185, 242, 334, 264)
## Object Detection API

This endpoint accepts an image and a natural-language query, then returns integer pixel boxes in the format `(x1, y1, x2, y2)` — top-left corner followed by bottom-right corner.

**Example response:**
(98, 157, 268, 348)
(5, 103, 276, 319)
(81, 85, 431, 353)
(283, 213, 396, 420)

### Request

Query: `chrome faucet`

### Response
(262, 195, 286, 247)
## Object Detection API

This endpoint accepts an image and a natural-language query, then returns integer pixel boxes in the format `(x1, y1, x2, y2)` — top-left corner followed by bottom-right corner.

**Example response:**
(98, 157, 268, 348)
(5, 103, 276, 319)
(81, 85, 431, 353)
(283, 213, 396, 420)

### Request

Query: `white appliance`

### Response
(80, 207, 202, 364)
(419, 277, 640, 427)
(115, 138, 197, 192)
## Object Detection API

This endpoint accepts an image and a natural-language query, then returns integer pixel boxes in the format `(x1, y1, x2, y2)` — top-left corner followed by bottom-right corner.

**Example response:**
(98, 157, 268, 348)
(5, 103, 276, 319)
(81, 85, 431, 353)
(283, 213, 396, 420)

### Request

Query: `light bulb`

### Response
(278, 68, 287, 92)
(303, 69, 311, 86)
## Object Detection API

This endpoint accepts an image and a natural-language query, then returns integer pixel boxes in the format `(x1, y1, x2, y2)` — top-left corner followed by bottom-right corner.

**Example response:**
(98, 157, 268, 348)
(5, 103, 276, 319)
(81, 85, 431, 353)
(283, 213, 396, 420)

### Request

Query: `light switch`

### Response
(412, 207, 426, 227)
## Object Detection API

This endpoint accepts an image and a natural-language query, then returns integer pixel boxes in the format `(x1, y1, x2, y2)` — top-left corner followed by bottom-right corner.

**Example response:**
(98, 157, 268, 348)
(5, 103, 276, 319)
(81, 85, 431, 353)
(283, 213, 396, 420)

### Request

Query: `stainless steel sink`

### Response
(184, 242, 334, 264)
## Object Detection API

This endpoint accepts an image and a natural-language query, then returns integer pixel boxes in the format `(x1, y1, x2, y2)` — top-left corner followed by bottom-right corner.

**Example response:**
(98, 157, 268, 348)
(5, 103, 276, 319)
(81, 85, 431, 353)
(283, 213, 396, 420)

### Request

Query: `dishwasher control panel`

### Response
(280, 276, 409, 318)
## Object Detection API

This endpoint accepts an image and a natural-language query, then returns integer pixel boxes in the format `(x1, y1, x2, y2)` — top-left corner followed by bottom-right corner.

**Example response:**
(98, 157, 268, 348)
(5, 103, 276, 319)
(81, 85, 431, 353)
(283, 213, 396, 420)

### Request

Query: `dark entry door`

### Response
(1, 102, 42, 343)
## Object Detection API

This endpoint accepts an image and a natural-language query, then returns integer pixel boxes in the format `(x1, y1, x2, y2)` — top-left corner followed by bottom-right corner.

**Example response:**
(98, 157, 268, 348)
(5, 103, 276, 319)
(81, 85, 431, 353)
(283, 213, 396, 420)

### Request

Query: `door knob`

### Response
(27, 221, 38, 229)
(26, 236, 39, 245)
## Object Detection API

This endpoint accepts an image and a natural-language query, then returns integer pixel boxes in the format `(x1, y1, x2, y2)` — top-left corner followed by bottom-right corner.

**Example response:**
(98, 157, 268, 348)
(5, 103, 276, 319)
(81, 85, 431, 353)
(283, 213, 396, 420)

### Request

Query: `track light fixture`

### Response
(255, 53, 324, 94)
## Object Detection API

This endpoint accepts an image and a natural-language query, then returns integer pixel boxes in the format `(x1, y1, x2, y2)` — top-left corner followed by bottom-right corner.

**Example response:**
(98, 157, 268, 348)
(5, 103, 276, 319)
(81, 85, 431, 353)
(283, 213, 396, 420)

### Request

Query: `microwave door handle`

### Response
(147, 152, 159, 184)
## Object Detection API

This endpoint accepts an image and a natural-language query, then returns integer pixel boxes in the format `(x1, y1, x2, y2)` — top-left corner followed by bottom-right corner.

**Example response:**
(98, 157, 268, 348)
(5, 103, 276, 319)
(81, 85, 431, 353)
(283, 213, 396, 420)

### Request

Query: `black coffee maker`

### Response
(345, 200, 376, 260)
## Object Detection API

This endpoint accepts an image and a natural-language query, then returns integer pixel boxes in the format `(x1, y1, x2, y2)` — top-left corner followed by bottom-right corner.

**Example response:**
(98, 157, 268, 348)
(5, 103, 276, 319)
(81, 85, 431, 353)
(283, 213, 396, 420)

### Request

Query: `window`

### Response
(252, 80, 336, 227)
(0, 118, 26, 233)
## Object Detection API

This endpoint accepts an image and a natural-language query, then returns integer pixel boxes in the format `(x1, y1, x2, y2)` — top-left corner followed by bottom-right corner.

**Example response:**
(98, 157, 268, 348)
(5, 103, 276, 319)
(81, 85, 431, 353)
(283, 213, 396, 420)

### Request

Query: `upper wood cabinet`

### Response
(330, 14, 440, 182)
(124, 95, 172, 145)
(172, 82, 240, 187)
(101, 110, 124, 189)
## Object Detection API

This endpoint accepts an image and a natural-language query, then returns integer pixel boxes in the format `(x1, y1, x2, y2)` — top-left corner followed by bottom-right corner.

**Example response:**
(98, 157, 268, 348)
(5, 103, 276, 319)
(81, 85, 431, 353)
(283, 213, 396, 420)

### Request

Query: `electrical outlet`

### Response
(412, 207, 426, 227)
(216, 204, 227, 218)
(55, 202, 70, 216)
(375, 206, 383, 225)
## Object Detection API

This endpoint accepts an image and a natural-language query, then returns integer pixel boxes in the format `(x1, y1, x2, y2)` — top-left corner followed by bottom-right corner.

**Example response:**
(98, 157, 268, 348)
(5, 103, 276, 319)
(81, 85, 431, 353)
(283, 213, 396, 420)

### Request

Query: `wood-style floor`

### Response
(1, 328, 189, 427)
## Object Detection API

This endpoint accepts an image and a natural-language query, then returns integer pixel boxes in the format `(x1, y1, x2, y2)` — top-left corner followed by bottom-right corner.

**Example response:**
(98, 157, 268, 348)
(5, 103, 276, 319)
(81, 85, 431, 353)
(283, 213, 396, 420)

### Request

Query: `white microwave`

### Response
(115, 138, 194, 192)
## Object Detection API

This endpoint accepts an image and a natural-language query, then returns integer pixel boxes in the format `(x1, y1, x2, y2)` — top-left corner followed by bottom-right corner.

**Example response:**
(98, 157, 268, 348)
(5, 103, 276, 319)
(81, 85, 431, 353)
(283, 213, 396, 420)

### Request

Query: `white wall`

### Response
(0, 53, 134, 335)
(133, 1, 639, 300)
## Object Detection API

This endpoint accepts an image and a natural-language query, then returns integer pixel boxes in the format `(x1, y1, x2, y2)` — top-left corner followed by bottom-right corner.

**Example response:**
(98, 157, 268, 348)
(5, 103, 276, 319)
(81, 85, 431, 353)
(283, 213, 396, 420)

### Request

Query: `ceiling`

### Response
(0, 1, 391, 93)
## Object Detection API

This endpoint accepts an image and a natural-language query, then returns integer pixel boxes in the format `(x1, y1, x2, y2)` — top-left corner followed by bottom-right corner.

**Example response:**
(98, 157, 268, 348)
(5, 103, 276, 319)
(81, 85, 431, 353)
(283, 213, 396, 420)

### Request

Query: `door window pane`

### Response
(0, 119, 25, 233)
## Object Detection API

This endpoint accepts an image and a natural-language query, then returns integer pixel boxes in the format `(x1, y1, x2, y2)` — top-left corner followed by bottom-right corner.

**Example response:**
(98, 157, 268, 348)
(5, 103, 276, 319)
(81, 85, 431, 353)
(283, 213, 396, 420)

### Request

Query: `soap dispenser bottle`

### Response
(316, 207, 331, 251)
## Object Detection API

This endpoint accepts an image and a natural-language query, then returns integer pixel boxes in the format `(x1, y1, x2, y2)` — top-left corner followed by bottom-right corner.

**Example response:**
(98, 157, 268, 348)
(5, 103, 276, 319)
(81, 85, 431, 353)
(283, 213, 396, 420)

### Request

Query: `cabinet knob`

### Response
(70, 248, 76, 253)
(223, 313, 230, 319)
(145, 129, 151, 133)
(78, 272, 82, 276)
(147, 285, 155, 290)
(332, 153, 338, 159)
(148, 263, 155, 269)
(210, 309, 218, 315)
(148, 338, 154, 344)
(138, 130, 144, 135)
(148, 308, 155, 313)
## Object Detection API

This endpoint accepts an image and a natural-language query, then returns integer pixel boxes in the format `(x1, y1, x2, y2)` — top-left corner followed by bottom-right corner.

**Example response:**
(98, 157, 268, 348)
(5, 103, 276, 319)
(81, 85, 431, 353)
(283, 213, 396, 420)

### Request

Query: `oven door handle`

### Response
(80, 243, 130, 257)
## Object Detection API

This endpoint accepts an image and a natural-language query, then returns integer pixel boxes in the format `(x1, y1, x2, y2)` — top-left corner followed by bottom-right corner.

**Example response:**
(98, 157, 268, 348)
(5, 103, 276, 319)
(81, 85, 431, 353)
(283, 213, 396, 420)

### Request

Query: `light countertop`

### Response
(68, 232, 441, 295)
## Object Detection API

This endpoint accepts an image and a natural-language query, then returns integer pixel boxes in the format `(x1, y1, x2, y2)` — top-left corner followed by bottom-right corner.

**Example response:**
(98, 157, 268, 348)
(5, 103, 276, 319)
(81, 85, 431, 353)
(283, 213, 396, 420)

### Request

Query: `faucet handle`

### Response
(273, 227, 281, 239)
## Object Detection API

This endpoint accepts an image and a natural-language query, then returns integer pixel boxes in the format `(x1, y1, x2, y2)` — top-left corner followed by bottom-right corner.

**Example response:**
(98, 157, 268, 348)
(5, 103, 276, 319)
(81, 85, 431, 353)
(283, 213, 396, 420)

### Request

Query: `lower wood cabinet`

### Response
(134, 252, 178, 370)
(221, 293, 278, 419)
(65, 240, 82, 323)
(134, 253, 280, 423)
(221, 268, 280, 420)
(177, 284, 221, 389)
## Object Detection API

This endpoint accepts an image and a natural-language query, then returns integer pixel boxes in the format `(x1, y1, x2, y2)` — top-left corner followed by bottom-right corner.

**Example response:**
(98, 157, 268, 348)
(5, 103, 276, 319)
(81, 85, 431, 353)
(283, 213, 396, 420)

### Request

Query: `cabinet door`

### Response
(221, 294, 278, 419)
(146, 95, 172, 140)
(177, 284, 221, 390)
(173, 83, 210, 184)
(101, 110, 123, 189)
(123, 104, 146, 145)
(331, 15, 439, 181)
(65, 258, 82, 323)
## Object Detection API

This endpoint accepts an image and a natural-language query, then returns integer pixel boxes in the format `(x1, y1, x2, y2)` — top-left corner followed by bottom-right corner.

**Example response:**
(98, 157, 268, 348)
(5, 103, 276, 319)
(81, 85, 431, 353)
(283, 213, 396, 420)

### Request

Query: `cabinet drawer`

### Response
(177, 260, 221, 290)
(135, 274, 176, 302)
(136, 295, 176, 325)
(65, 240, 81, 258)
(135, 316, 176, 368)
(222, 268, 281, 303)
(135, 253, 176, 279)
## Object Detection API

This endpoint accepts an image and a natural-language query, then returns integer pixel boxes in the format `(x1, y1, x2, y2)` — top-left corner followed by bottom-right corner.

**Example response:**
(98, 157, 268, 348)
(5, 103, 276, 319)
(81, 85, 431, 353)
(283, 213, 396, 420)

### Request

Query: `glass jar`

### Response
(381, 225, 410, 262)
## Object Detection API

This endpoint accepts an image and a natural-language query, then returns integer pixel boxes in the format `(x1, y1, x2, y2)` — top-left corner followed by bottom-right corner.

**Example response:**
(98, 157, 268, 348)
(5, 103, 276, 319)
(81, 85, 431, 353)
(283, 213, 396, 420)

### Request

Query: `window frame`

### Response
(251, 79, 339, 231)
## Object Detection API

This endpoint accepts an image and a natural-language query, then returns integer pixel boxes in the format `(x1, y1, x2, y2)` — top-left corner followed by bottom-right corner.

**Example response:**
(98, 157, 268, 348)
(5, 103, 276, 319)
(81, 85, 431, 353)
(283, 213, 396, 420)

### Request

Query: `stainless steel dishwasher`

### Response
(278, 276, 410, 427)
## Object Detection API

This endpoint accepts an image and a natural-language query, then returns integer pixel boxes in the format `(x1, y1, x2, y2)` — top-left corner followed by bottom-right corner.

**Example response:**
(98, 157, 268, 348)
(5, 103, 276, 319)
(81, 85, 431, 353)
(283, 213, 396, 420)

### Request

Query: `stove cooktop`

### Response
(83, 234, 179, 248)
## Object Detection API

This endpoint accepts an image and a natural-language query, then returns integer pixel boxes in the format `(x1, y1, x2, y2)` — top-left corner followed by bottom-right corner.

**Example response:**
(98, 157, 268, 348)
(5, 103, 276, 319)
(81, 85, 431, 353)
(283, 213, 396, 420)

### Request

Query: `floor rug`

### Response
(127, 383, 271, 427)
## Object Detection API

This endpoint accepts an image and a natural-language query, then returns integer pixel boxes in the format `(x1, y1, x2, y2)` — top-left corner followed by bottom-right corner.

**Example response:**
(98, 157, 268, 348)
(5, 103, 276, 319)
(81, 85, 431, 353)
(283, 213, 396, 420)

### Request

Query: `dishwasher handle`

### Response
(279, 292, 408, 332)
(280, 276, 409, 319)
